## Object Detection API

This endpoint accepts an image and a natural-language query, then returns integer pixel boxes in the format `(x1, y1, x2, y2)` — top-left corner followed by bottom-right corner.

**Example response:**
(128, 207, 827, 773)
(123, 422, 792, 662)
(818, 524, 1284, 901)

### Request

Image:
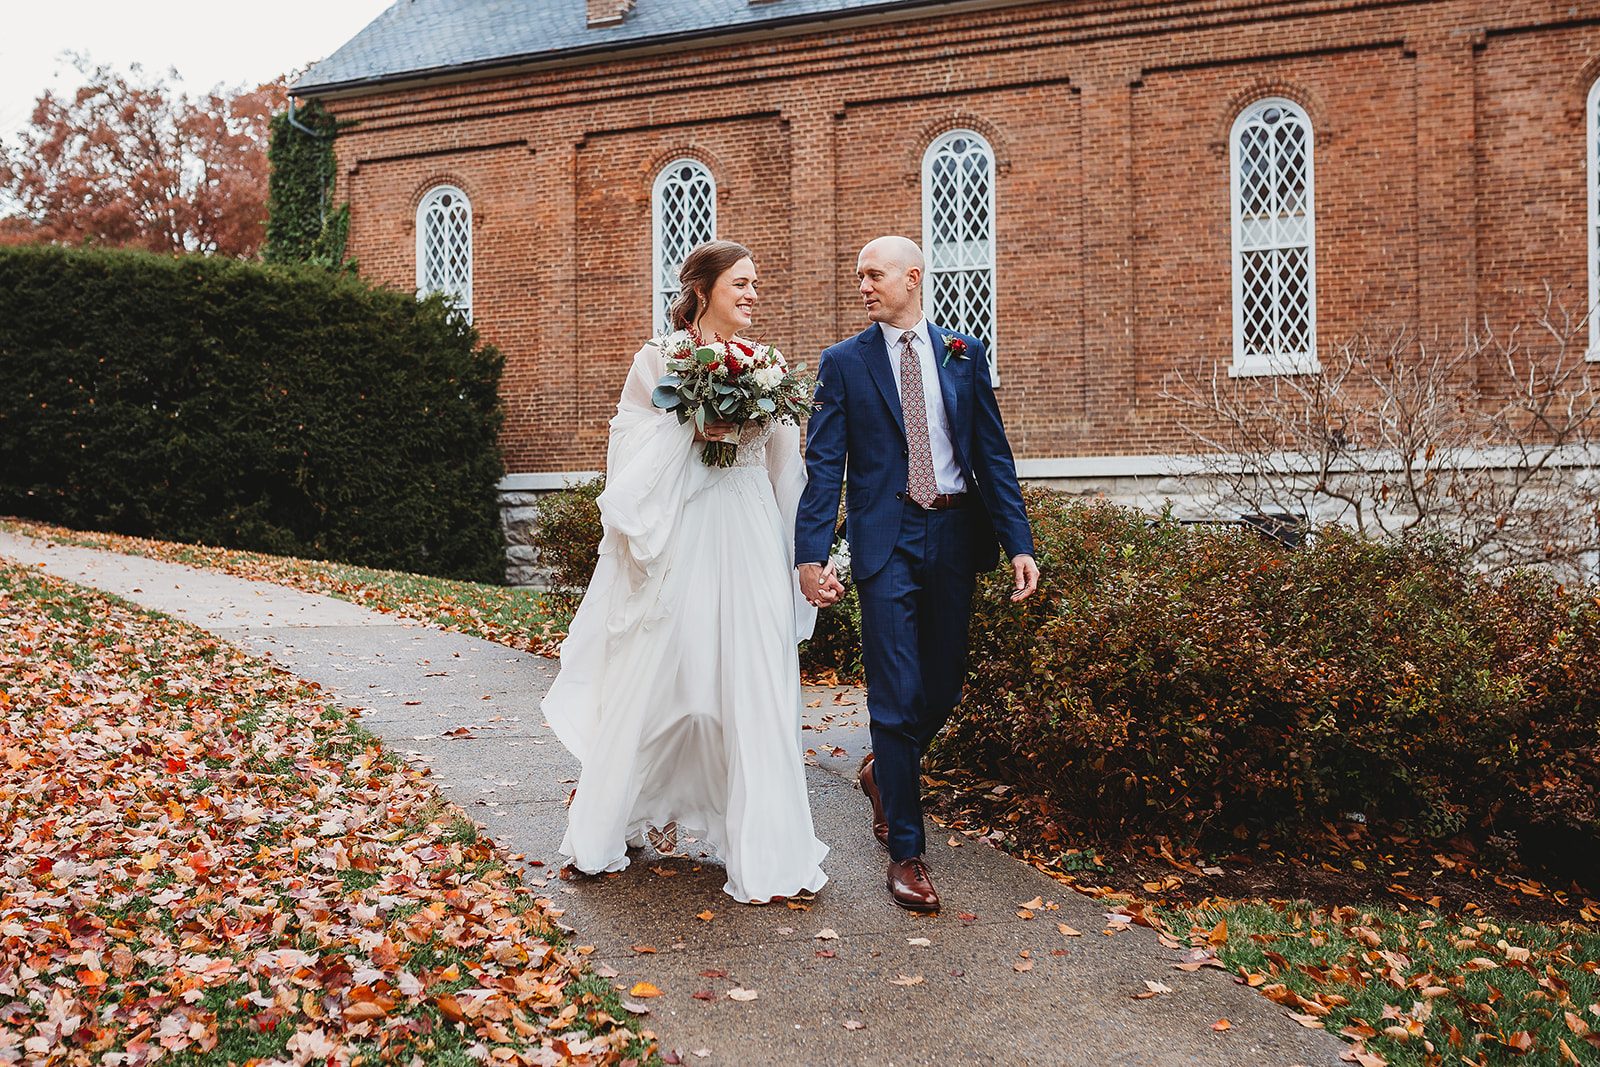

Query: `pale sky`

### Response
(1, 1, 396, 145)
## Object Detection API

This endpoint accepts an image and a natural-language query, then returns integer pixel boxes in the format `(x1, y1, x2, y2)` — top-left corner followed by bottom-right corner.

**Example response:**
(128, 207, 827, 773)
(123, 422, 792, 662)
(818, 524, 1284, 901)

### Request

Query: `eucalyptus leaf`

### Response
(757, 397, 776, 413)
(652, 385, 684, 409)
(695, 347, 719, 365)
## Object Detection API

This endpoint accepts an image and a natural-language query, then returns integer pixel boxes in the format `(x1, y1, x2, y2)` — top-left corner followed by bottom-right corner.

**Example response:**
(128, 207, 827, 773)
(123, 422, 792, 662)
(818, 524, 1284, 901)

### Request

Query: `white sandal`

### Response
(647, 822, 678, 854)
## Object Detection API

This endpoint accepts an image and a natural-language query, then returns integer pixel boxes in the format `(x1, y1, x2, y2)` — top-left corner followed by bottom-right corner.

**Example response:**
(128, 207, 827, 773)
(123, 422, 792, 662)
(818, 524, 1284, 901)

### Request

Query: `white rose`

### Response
(753, 365, 785, 390)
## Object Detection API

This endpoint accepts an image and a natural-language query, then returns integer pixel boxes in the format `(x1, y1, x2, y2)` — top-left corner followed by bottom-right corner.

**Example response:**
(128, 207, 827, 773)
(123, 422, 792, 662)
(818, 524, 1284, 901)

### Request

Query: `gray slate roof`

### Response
(296, 0, 954, 93)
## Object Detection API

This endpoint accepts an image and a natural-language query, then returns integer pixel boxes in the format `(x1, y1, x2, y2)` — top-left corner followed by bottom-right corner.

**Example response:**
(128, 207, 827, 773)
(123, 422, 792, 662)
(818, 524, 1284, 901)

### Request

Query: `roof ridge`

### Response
(294, 0, 972, 94)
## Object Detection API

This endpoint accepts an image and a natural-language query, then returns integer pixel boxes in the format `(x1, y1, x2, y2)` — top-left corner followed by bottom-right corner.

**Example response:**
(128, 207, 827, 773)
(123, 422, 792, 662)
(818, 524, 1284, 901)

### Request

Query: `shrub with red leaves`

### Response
(935, 490, 1600, 880)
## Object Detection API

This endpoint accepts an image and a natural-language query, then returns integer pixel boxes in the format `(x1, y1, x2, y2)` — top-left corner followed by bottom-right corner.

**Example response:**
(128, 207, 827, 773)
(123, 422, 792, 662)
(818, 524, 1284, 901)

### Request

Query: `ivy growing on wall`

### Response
(263, 99, 353, 267)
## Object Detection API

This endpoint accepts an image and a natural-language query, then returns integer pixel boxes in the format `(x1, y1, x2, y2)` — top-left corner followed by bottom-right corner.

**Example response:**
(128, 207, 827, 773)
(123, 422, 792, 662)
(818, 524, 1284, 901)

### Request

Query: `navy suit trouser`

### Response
(857, 502, 976, 861)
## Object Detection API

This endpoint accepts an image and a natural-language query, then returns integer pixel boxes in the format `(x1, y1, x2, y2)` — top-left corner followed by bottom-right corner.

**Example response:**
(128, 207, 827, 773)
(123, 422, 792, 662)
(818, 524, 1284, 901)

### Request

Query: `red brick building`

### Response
(296, 0, 1600, 570)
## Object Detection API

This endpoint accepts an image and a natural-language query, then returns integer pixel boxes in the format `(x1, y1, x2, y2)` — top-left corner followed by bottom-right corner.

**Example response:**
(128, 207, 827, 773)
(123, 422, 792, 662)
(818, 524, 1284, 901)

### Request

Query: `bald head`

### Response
(856, 236, 926, 329)
(861, 235, 926, 274)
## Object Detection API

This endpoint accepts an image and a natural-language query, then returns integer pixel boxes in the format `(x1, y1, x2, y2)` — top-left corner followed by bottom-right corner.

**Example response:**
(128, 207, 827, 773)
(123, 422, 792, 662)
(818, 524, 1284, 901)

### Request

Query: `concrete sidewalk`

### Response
(0, 529, 1343, 1066)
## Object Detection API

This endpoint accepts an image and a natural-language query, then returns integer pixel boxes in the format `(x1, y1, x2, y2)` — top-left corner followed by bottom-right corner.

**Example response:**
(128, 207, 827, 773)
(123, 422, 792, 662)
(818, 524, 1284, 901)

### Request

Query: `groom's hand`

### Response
(1010, 554, 1040, 602)
(799, 562, 844, 607)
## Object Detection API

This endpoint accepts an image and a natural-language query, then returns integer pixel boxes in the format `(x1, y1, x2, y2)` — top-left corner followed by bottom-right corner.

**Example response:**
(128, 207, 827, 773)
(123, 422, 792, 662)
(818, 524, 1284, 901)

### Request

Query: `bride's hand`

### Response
(695, 420, 738, 442)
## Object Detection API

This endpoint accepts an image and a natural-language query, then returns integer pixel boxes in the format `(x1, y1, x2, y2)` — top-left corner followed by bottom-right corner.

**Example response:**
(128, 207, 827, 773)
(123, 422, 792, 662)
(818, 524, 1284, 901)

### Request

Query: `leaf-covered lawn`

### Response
(0, 560, 647, 1066)
(1175, 901, 1600, 1066)
(17, 517, 1600, 1066)
(0, 519, 562, 656)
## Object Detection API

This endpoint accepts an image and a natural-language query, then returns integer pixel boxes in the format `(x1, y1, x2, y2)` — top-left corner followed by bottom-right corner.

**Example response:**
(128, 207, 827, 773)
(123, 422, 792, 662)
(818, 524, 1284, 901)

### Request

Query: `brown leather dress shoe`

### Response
(887, 857, 940, 912)
(858, 753, 889, 848)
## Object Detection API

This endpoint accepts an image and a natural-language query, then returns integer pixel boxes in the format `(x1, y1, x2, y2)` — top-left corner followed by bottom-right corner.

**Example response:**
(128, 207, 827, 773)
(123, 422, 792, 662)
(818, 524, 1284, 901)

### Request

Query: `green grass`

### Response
(0, 517, 560, 650)
(1183, 900, 1600, 1065)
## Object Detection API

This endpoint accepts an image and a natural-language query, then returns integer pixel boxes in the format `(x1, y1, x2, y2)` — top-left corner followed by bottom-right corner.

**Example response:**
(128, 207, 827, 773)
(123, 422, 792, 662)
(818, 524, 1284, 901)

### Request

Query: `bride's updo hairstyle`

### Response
(669, 240, 755, 333)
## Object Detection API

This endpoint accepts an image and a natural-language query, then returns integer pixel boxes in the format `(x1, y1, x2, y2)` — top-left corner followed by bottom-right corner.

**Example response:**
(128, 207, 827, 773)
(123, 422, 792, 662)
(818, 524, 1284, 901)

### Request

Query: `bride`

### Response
(542, 240, 829, 903)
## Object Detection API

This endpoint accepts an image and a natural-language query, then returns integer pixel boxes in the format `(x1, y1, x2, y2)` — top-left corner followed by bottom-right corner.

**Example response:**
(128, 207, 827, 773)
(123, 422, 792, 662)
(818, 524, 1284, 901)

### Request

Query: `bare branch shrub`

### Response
(1162, 287, 1600, 577)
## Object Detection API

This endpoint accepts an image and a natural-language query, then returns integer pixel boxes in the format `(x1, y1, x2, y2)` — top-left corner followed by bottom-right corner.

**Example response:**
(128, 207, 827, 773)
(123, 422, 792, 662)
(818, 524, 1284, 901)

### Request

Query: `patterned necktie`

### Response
(899, 330, 938, 508)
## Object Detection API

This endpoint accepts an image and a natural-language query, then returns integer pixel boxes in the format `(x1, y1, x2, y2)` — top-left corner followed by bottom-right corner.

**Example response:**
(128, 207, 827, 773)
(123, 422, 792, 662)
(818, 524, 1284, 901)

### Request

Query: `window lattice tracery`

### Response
(923, 130, 997, 377)
(652, 160, 717, 335)
(1231, 99, 1316, 374)
(415, 185, 473, 320)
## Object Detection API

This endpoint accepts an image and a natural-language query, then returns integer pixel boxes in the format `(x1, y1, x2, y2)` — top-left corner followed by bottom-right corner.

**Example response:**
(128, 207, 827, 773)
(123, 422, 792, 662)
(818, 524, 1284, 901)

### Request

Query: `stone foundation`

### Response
(499, 490, 554, 587)
(498, 471, 601, 587)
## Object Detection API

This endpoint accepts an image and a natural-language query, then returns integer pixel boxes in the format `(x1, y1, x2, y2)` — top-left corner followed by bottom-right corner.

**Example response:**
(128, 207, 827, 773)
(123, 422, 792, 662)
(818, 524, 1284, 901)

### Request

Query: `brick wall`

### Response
(317, 0, 1600, 476)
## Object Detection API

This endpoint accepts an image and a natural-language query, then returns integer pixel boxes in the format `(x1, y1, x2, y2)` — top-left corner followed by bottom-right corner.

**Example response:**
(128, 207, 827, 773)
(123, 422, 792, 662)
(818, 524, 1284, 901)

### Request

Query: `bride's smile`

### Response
(694, 257, 759, 339)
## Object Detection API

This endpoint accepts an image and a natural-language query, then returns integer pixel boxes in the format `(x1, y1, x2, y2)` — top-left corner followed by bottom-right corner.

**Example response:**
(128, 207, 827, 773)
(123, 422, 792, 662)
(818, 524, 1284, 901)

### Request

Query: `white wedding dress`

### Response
(542, 336, 829, 903)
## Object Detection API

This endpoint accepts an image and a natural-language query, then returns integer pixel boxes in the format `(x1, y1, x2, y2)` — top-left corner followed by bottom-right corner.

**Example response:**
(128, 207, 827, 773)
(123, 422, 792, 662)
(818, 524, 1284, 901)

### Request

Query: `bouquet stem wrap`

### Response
(703, 440, 739, 468)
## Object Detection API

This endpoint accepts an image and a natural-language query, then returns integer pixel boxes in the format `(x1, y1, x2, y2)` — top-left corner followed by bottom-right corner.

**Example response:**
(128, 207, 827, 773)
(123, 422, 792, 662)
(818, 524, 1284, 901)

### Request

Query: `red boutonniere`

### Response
(941, 336, 969, 367)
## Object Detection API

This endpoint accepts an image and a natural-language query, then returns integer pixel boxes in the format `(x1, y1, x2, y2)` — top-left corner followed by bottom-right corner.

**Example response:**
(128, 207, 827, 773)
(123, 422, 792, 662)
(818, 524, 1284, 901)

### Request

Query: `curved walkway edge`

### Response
(0, 529, 1342, 1066)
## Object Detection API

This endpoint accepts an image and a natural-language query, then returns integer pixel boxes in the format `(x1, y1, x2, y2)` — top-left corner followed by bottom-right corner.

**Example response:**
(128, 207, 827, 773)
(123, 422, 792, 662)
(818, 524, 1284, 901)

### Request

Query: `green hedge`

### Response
(0, 245, 506, 582)
(933, 491, 1600, 879)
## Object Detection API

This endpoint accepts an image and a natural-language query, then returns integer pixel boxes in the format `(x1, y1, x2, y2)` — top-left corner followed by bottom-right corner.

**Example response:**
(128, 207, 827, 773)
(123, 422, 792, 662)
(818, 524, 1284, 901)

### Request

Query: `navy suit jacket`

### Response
(795, 323, 1035, 582)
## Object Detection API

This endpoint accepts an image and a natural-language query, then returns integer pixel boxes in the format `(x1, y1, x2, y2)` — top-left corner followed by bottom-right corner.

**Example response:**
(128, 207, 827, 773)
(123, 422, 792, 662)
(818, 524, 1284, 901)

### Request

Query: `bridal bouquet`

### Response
(652, 332, 817, 467)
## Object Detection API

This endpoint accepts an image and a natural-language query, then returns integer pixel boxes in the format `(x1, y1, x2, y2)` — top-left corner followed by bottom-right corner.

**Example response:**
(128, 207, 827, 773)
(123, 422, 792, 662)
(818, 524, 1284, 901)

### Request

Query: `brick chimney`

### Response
(587, 0, 636, 27)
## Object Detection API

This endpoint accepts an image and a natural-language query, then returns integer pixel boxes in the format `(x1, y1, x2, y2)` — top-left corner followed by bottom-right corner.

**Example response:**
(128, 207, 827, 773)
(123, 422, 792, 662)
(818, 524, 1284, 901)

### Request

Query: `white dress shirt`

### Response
(881, 319, 967, 495)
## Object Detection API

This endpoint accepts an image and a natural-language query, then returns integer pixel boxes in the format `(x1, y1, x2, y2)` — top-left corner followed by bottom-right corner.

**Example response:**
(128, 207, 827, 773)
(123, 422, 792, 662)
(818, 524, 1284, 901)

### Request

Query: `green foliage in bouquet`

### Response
(651, 335, 815, 467)
(933, 489, 1600, 879)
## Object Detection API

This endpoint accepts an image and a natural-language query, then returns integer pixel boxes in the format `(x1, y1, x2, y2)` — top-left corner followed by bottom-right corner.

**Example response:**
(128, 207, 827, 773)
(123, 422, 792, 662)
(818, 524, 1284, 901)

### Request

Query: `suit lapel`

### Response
(927, 323, 967, 464)
(858, 326, 905, 437)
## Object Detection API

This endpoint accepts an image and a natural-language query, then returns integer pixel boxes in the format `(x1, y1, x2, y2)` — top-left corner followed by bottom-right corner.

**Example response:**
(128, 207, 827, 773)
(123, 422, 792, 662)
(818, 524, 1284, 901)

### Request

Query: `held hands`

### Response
(694, 419, 739, 442)
(1011, 554, 1040, 602)
(798, 561, 845, 607)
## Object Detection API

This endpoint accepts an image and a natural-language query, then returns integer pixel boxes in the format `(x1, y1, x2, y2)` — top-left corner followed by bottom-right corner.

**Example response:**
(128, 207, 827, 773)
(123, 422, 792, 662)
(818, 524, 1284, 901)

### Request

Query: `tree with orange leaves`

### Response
(0, 57, 287, 258)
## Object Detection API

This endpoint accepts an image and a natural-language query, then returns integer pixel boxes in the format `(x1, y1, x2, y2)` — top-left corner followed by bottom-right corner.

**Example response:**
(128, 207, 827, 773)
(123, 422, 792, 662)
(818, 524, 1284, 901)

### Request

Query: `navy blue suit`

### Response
(796, 323, 1034, 860)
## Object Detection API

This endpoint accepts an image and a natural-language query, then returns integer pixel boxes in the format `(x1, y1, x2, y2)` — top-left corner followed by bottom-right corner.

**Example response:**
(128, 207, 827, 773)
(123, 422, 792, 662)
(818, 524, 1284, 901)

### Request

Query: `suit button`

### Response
(895, 491, 904, 500)
(902, 449, 909, 457)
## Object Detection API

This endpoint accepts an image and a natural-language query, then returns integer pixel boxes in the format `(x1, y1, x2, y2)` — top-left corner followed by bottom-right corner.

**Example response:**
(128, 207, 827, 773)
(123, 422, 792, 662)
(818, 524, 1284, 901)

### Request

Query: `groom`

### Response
(796, 235, 1038, 912)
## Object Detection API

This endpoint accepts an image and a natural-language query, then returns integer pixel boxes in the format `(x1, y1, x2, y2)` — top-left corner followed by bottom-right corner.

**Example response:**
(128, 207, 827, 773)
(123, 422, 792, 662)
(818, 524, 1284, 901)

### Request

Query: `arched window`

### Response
(415, 185, 473, 320)
(922, 130, 998, 377)
(1231, 99, 1317, 375)
(652, 159, 717, 336)
(1589, 79, 1600, 358)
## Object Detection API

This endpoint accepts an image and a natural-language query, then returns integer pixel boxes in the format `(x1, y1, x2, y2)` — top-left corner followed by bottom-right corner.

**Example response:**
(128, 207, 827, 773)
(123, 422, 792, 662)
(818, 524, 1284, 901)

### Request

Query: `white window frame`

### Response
(921, 129, 999, 381)
(415, 184, 473, 321)
(651, 159, 717, 337)
(1230, 98, 1318, 376)
(1589, 78, 1600, 359)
